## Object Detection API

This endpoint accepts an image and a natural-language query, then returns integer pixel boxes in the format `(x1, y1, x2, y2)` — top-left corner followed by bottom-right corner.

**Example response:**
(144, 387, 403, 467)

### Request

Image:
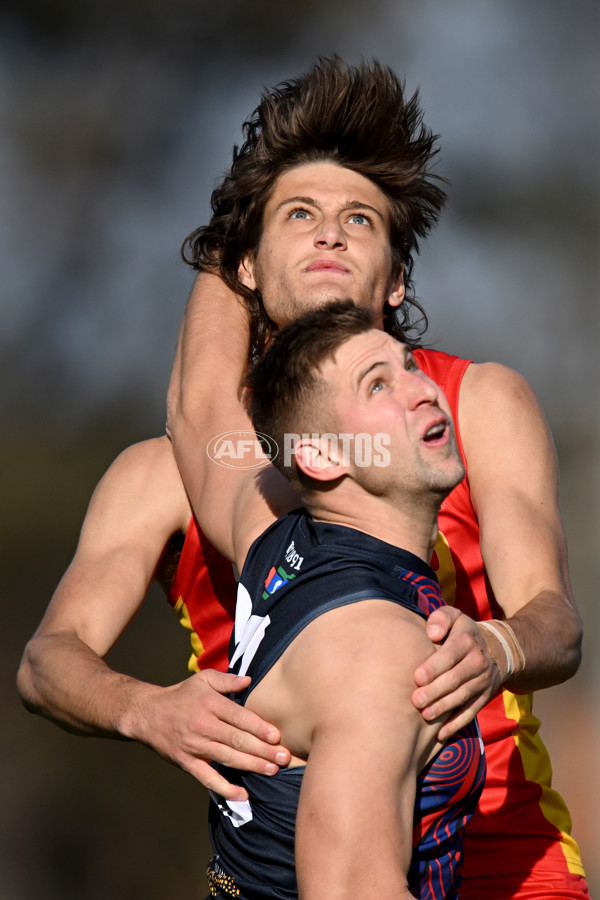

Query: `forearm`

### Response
(167, 273, 250, 435)
(18, 631, 290, 795)
(413, 587, 583, 739)
(483, 590, 582, 693)
(167, 274, 253, 515)
(459, 361, 582, 694)
(17, 631, 158, 740)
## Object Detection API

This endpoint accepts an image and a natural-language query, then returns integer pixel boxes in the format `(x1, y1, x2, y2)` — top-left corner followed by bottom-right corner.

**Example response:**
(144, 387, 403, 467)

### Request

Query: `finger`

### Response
(207, 696, 284, 746)
(436, 700, 486, 742)
(425, 606, 460, 643)
(203, 722, 291, 766)
(185, 758, 250, 801)
(414, 637, 487, 690)
(202, 670, 252, 695)
(413, 649, 463, 691)
(190, 738, 290, 773)
(414, 670, 492, 721)
(192, 671, 283, 744)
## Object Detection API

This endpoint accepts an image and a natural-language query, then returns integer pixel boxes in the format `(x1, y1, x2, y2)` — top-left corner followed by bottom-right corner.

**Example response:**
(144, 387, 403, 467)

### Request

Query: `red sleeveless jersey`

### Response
(168, 347, 587, 894)
(167, 516, 235, 673)
(413, 348, 586, 891)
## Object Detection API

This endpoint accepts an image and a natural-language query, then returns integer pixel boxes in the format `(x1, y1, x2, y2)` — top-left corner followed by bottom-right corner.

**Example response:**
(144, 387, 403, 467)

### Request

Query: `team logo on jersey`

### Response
(262, 565, 296, 599)
(230, 583, 271, 677)
(284, 539, 304, 572)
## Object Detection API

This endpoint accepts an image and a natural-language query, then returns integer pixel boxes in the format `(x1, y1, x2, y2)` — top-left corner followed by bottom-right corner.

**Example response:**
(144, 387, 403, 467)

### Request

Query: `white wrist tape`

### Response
(495, 619, 527, 673)
(480, 620, 515, 680)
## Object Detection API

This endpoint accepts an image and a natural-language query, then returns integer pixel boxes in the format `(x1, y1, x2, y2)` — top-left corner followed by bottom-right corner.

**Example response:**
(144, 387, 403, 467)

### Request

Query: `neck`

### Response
(305, 485, 441, 562)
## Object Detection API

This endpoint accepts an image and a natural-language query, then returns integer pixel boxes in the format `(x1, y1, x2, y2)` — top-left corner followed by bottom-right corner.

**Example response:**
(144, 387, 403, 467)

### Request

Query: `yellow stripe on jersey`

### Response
(503, 691, 586, 876)
(432, 531, 457, 608)
(171, 595, 204, 674)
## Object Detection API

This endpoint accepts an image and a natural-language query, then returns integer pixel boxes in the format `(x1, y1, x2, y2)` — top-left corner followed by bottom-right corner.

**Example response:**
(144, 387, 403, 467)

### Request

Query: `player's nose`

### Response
(313, 216, 347, 250)
(405, 370, 440, 408)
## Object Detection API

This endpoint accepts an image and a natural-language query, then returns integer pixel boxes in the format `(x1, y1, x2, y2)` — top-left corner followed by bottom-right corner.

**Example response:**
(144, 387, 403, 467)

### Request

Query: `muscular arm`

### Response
(167, 273, 299, 570)
(17, 436, 289, 797)
(467, 363, 581, 685)
(413, 363, 582, 735)
(17, 438, 191, 733)
(248, 600, 443, 900)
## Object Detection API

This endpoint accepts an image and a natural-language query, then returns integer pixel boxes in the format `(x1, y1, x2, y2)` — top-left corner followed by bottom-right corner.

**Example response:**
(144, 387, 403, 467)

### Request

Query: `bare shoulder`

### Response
(252, 600, 440, 763)
(300, 599, 431, 672)
(460, 360, 544, 420)
(32, 436, 192, 651)
(105, 435, 183, 484)
(81, 436, 191, 550)
(458, 361, 555, 477)
(299, 601, 433, 705)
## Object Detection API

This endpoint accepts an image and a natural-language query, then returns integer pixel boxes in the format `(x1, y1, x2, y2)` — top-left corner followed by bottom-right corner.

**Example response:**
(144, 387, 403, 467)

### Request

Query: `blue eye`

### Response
(289, 208, 310, 219)
(349, 213, 370, 225)
(370, 380, 384, 393)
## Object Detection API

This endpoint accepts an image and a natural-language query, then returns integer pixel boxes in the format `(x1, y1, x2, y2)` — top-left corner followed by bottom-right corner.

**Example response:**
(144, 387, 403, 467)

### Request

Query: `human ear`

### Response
(238, 255, 257, 290)
(295, 436, 349, 483)
(387, 266, 405, 308)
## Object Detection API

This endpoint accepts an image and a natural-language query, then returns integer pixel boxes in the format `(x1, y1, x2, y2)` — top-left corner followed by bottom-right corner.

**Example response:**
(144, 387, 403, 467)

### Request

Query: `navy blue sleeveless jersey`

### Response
(207, 509, 485, 899)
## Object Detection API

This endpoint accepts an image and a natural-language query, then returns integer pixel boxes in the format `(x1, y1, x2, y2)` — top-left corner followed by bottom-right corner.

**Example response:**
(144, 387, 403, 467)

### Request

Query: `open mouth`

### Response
(423, 421, 448, 443)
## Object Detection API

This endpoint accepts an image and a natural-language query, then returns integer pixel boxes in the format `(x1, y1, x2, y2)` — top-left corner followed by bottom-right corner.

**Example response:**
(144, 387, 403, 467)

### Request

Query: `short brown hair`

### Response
(182, 56, 447, 355)
(245, 300, 375, 493)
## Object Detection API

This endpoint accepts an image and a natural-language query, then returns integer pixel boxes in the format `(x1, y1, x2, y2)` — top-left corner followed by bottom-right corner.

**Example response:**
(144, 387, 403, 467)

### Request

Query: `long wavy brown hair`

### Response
(182, 56, 447, 355)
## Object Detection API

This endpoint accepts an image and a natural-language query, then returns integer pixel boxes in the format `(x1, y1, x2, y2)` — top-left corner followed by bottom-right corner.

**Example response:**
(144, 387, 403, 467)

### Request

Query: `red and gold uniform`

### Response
(167, 520, 235, 674)
(414, 348, 588, 899)
(168, 347, 588, 900)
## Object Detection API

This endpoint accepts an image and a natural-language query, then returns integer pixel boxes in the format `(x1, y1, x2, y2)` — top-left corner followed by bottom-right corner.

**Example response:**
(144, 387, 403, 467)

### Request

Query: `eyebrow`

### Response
(354, 343, 412, 391)
(355, 360, 387, 392)
(275, 195, 386, 223)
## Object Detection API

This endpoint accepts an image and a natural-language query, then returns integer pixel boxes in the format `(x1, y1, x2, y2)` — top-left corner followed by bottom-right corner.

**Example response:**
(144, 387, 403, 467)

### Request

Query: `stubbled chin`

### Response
(268, 291, 357, 327)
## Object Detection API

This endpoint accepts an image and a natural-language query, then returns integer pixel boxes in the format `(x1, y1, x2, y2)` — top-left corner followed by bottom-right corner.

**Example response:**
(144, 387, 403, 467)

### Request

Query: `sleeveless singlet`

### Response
(206, 509, 485, 900)
(413, 348, 586, 887)
(167, 516, 236, 673)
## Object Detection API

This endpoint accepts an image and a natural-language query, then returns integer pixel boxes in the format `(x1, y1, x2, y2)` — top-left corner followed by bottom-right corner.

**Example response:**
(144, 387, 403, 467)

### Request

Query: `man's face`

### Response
(240, 162, 404, 328)
(319, 329, 464, 501)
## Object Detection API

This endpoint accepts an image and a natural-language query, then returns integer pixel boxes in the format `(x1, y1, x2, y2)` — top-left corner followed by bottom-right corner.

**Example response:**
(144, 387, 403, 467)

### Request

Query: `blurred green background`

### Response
(2, 1, 598, 897)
